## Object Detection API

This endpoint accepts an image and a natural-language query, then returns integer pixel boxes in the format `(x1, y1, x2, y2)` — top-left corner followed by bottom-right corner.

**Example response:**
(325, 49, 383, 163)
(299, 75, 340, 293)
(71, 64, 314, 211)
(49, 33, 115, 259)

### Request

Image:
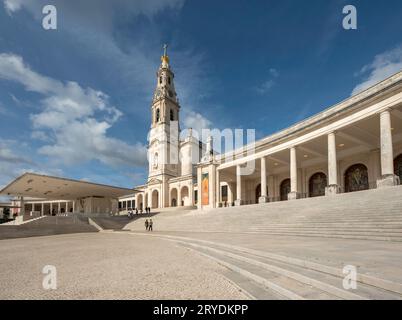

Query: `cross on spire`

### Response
(163, 44, 168, 56)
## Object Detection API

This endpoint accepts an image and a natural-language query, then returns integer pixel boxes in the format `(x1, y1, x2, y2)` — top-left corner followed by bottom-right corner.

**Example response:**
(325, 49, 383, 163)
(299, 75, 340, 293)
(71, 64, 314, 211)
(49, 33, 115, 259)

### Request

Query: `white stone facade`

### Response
(132, 52, 402, 211)
(197, 72, 402, 209)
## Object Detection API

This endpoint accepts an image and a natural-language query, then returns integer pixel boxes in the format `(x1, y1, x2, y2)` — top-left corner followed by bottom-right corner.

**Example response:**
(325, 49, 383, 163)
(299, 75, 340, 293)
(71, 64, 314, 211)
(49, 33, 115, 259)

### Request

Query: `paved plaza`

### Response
(1, 227, 402, 300)
(0, 232, 248, 300)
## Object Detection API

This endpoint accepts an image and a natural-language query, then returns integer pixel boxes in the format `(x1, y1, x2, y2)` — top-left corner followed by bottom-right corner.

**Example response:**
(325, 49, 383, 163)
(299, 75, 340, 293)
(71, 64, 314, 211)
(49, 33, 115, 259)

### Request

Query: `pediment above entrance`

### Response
(147, 178, 162, 186)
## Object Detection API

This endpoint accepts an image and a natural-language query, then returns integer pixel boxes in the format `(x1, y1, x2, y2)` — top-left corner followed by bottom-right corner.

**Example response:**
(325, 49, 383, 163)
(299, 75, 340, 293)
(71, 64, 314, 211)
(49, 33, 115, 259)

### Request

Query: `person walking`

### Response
(149, 219, 153, 232)
(145, 219, 149, 231)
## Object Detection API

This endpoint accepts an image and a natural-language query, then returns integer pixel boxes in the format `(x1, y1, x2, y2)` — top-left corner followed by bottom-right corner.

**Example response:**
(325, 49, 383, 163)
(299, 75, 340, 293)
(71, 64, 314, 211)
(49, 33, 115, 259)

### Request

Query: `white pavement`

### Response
(0, 232, 248, 300)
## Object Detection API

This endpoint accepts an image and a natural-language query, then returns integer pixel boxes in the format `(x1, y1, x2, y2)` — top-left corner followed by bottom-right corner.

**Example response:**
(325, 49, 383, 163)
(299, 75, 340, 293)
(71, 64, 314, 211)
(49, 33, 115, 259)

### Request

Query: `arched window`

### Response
(344, 164, 369, 193)
(168, 77, 171, 85)
(309, 172, 327, 197)
(156, 109, 160, 122)
(159, 76, 162, 84)
(170, 109, 174, 121)
(394, 154, 402, 184)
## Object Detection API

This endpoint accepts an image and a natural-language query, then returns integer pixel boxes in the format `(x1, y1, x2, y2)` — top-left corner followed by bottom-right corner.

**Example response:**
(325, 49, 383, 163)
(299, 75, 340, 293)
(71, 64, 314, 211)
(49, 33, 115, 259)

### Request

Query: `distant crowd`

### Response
(127, 206, 151, 218)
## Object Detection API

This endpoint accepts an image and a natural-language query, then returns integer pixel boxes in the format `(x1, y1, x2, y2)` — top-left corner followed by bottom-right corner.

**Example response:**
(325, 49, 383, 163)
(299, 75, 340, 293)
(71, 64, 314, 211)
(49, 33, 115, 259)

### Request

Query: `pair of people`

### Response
(144, 207, 151, 214)
(144, 219, 153, 231)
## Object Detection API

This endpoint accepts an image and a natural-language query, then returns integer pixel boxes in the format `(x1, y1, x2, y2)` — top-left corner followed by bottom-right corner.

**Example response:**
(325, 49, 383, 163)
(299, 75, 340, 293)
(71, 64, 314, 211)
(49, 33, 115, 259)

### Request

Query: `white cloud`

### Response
(0, 53, 147, 168)
(255, 68, 279, 95)
(255, 80, 275, 95)
(269, 68, 279, 77)
(182, 109, 212, 139)
(352, 45, 402, 96)
(0, 139, 33, 165)
(3, 0, 184, 20)
(0, 102, 8, 115)
(0, 139, 55, 195)
(1, 1, 217, 184)
(3, 0, 22, 14)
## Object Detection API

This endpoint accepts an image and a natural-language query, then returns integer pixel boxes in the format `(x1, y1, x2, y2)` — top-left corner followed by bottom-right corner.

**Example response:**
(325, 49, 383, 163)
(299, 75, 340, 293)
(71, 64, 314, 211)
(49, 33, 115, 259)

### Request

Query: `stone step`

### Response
(183, 244, 335, 300)
(167, 235, 401, 300)
(249, 227, 402, 234)
(192, 243, 401, 300)
(141, 233, 402, 297)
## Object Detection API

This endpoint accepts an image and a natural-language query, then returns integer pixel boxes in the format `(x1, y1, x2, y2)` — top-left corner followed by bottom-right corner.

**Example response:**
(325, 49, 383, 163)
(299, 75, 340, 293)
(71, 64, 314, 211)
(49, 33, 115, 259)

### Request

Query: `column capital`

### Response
(379, 108, 392, 115)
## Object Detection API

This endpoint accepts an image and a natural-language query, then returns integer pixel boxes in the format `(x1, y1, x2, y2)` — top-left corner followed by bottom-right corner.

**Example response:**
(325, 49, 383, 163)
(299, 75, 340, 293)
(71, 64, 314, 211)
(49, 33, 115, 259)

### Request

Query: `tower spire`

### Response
(161, 43, 170, 68)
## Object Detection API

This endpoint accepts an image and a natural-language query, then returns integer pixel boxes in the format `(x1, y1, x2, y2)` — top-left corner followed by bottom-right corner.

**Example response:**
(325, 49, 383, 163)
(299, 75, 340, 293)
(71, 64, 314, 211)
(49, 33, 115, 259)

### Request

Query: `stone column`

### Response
(41, 203, 44, 216)
(58, 202, 61, 214)
(31, 203, 35, 215)
(148, 191, 152, 208)
(66, 202, 69, 214)
(326, 132, 340, 195)
(235, 165, 243, 206)
(216, 169, 221, 207)
(208, 164, 217, 208)
(377, 109, 399, 187)
(50, 202, 53, 215)
(228, 182, 234, 206)
(197, 167, 202, 209)
(288, 147, 300, 200)
(259, 157, 269, 203)
(20, 196, 25, 216)
(189, 184, 194, 206)
(178, 187, 182, 207)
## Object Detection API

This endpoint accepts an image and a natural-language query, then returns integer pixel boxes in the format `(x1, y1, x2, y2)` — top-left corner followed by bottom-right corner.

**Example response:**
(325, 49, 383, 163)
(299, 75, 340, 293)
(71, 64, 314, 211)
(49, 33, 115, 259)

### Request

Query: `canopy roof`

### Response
(0, 173, 135, 200)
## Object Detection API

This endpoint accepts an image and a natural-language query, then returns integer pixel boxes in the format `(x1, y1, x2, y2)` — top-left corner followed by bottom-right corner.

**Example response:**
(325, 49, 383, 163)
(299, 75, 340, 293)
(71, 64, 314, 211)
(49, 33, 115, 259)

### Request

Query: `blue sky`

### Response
(1, 0, 402, 191)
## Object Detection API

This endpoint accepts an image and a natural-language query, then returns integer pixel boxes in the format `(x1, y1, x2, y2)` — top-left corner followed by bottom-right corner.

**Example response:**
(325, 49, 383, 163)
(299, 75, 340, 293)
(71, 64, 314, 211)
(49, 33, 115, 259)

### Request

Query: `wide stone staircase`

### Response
(124, 185, 402, 242)
(124, 232, 402, 299)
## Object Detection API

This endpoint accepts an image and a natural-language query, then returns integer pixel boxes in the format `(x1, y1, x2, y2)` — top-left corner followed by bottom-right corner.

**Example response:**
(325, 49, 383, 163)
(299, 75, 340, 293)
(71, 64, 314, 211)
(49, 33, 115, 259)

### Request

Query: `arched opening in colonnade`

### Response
(170, 188, 178, 207)
(394, 154, 402, 184)
(151, 190, 159, 209)
(280, 179, 291, 201)
(181, 186, 189, 206)
(309, 172, 327, 197)
(137, 194, 143, 210)
(344, 164, 369, 193)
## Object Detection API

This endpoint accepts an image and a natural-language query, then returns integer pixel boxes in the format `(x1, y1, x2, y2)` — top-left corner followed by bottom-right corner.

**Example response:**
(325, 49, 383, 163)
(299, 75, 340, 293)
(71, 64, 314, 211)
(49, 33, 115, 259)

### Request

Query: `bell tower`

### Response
(148, 44, 181, 187)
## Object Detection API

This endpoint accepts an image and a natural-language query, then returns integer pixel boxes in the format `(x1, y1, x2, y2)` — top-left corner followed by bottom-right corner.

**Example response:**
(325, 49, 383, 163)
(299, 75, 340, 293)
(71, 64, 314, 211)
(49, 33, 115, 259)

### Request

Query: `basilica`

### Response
(120, 48, 402, 212)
